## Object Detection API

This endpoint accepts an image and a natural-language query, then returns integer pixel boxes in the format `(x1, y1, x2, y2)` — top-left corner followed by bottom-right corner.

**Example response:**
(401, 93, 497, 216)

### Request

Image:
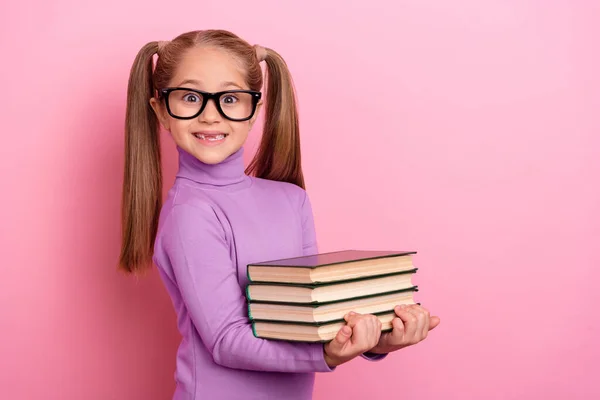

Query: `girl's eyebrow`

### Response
(176, 79, 202, 87)
(173, 79, 246, 91)
(220, 81, 244, 90)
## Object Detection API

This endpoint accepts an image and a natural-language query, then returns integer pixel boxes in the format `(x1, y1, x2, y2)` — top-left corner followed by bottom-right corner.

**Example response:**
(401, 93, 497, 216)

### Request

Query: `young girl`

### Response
(119, 29, 438, 400)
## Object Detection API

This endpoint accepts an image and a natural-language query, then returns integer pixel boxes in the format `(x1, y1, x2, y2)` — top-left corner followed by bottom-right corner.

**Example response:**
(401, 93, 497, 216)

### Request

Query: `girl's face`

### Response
(151, 46, 261, 165)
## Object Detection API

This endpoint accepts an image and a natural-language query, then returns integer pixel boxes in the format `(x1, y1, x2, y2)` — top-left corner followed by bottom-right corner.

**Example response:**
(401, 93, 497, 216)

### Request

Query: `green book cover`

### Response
(251, 309, 404, 327)
(246, 286, 419, 307)
(246, 268, 417, 290)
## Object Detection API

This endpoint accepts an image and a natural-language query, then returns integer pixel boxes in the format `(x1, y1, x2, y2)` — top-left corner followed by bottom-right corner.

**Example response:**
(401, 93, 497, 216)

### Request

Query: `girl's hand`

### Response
(368, 304, 440, 354)
(323, 312, 382, 367)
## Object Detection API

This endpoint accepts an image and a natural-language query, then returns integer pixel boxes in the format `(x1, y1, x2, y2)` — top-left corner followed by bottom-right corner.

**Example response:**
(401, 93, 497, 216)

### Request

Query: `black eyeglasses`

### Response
(159, 87, 262, 122)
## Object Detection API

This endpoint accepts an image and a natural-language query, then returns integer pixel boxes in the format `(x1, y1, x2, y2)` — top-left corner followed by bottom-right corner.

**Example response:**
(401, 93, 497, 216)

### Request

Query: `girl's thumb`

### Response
(429, 316, 441, 330)
(332, 325, 352, 347)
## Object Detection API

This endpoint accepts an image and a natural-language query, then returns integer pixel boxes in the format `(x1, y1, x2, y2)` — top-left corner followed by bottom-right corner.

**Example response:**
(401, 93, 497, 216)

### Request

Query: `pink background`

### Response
(1, 1, 598, 399)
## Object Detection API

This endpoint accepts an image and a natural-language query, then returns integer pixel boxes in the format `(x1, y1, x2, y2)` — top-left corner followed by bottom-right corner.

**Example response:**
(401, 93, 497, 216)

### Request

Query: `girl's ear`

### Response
(149, 97, 170, 131)
(249, 100, 263, 131)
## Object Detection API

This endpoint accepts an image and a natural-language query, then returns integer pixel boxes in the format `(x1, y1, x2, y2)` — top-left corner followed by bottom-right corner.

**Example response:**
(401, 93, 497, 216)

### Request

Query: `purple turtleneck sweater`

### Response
(152, 147, 382, 400)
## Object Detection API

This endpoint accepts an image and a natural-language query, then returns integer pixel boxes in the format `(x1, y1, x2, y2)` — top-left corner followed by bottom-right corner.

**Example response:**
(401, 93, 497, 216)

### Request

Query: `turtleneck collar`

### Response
(175, 146, 250, 189)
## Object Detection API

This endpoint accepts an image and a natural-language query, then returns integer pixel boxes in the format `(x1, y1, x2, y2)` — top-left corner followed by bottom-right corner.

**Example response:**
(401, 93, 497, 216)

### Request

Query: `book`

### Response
(246, 249, 421, 343)
(248, 287, 417, 324)
(251, 311, 397, 342)
(246, 270, 417, 304)
(246, 249, 416, 284)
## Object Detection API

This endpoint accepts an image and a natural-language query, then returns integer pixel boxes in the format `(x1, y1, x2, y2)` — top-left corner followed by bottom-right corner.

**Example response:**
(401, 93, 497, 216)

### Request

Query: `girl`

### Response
(119, 29, 438, 400)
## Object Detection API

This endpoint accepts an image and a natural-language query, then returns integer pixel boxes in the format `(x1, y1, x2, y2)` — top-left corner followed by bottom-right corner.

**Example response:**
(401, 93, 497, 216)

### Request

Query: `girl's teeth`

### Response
(195, 134, 225, 141)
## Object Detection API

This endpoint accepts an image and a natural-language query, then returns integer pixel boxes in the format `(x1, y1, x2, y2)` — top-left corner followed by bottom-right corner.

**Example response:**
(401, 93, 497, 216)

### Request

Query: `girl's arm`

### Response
(158, 201, 334, 374)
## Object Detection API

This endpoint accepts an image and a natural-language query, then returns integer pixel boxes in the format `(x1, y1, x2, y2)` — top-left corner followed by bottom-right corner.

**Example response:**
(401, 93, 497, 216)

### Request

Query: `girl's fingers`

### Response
(343, 313, 381, 349)
(344, 311, 357, 323)
(394, 305, 404, 317)
(333, 325, 352, 346)
(396, 305, 418, 342)
(344, 312, 362, 327)
(389, 304, 440, 348)
(372, 315, 383, 344)
(404, 306, 425, 343)
(390, 317, 405, 343)
(357, 314, 381, 347)
(412, 305, 430, 339)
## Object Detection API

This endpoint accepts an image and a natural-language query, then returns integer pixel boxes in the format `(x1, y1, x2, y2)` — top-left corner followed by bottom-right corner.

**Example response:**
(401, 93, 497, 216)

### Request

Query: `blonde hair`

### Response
(119, 29, 304, 273)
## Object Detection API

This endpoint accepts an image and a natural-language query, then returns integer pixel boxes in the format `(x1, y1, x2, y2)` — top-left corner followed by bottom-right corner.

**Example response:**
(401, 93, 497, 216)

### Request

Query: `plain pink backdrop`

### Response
(1, 1, 598, 399)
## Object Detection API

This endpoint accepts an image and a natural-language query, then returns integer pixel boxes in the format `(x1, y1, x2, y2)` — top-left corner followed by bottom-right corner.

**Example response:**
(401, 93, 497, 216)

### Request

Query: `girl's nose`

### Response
(199, 98, 221, 123)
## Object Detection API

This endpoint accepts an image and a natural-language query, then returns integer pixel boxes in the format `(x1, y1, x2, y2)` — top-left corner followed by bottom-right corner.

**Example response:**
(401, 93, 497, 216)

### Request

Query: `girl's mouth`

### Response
(193, 132, 227, 140)
(193, 132, 229, 145)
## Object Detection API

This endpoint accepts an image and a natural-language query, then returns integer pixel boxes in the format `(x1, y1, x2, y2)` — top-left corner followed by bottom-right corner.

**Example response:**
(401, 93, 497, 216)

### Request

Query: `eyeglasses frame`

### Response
(158, 87, 262, 122)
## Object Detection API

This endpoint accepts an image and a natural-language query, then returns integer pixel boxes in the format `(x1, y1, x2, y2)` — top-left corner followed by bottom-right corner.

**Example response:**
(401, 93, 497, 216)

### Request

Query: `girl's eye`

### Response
(183, 93, 200, 103)
(221, 95, 238, 104)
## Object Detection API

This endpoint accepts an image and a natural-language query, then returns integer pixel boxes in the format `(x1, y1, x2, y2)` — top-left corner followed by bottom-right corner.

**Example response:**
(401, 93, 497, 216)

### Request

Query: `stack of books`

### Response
(246, 250, 419, 342)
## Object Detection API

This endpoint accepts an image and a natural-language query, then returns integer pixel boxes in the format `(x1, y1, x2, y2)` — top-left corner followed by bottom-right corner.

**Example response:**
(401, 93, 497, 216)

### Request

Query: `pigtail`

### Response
(119, 42, 162, 273)
(246, 48, 305, 189)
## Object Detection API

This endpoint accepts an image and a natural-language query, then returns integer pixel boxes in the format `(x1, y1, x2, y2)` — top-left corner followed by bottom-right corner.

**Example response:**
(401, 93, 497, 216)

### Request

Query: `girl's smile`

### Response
(192, 131, 229, 146)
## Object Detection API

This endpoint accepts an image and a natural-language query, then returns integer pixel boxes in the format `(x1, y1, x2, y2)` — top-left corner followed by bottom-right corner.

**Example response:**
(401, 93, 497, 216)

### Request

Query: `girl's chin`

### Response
(187, 145, 237, 165)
